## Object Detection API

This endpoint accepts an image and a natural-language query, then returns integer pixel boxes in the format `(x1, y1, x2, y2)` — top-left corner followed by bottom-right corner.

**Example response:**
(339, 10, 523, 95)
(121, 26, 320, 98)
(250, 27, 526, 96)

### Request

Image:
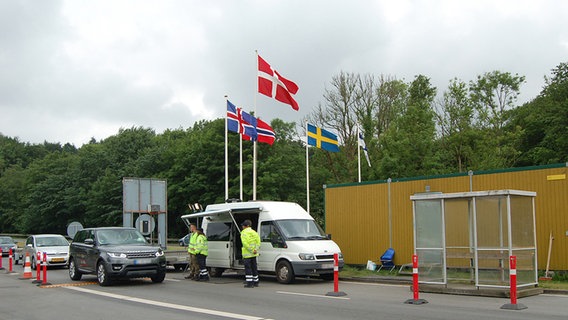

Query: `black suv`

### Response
(68, 227, 167, 286)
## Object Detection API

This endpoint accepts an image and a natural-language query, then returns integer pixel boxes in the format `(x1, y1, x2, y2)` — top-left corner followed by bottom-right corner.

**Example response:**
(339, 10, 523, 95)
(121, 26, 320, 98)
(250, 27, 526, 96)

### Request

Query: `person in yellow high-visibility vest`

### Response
(184, 223, 200, 280)
(194, 228, 209, 281)
(240, 219, 260, 288)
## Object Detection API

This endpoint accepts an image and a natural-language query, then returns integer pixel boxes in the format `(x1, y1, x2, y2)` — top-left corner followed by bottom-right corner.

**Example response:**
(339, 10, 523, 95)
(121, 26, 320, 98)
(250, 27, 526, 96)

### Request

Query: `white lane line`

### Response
(63, 286, 266, 320)
(276, 291, 350, 300)
(165, 278, 181, 282)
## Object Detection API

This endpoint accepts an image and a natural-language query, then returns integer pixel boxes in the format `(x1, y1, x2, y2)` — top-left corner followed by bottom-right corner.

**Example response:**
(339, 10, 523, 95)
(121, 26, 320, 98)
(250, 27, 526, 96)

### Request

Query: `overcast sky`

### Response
(1, 0, 567, 146)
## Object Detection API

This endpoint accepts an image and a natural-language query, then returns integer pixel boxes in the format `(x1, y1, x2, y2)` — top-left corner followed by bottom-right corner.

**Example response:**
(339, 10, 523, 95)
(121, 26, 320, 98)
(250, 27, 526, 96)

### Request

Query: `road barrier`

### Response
(501, 256, 527, 310)
(404, 254, 428, 305)
(39, 252, 51, 286)
(20, 252, 33, 279)
(325, 253, 347, 297)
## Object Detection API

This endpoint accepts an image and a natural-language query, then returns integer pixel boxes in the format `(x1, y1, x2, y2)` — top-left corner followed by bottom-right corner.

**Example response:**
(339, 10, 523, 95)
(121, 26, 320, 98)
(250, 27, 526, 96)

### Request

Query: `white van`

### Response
(181, 200, 344, 283)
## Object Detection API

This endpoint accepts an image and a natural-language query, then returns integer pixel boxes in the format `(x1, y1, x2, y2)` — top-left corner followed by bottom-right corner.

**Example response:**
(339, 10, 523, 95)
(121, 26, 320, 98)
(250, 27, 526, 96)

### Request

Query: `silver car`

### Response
(0, 236, 18, 256)
(20, 234, 70, 269)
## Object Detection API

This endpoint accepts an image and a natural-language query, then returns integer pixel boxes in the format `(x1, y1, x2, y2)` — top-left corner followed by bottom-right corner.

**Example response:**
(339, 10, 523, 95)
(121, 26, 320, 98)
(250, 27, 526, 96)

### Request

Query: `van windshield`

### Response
(274, 219, 327, 240)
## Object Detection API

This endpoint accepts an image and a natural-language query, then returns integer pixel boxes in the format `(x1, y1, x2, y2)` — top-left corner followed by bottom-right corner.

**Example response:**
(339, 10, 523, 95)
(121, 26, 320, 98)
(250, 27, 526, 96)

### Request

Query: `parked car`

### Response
(178, 234, 190, 246)
(0, 236, 18, 256)
(68, 227, 167, 286)
(20, 234, 70, 269)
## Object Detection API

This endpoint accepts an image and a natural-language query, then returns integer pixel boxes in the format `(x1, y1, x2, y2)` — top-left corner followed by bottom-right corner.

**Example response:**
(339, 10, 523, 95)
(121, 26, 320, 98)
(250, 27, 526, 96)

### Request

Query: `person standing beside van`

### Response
(185, 223, 200, 280)
(194, 228, 209, 281)
(241, 219, 260, 288)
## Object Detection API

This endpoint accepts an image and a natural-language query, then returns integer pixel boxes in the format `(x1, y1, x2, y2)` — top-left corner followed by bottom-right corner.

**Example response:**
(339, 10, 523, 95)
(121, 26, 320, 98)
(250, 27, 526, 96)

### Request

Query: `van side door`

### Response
(258, 221, 286, 271)
(205, 222, 232, 269)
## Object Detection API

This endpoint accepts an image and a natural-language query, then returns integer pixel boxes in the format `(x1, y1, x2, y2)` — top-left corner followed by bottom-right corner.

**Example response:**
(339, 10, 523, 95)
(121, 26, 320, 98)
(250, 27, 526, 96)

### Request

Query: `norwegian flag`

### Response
(256, 118, 275, 145)
(258, 55, 299, 111)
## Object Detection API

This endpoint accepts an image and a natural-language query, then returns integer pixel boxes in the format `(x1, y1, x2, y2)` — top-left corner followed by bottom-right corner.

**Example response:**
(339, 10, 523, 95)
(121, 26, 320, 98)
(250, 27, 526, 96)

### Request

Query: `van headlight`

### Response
(108, 252, 127, 258)
(155, 249, 164, 257)
(338, 253, 343, 259)
(299, 253, 315, 260)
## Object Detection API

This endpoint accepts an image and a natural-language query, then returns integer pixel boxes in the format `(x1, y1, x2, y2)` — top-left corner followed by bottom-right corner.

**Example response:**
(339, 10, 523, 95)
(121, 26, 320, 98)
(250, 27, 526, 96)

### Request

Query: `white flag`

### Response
(358, 127, 371, 167)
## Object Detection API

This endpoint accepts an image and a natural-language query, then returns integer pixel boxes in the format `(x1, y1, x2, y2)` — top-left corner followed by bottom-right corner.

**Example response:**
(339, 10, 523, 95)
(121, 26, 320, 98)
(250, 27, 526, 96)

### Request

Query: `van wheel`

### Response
(97, 262, 112, 286)
(276, 260, 294, 284)
(31, 256, 36, 270)
(209, 267, 225, 277)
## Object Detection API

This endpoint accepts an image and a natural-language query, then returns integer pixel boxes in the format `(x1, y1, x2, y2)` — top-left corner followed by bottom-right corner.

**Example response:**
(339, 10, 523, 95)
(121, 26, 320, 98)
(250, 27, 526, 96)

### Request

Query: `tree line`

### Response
(1, 62, 566, 237)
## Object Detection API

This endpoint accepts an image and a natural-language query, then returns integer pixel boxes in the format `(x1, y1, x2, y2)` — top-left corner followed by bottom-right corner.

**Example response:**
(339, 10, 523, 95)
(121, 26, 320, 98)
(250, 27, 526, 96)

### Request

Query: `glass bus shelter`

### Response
(410, 190, 537, 288)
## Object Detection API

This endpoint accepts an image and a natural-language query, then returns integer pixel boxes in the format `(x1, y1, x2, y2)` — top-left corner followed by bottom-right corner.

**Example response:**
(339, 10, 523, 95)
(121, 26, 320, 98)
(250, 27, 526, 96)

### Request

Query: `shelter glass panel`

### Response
(475, 196, 509, 248)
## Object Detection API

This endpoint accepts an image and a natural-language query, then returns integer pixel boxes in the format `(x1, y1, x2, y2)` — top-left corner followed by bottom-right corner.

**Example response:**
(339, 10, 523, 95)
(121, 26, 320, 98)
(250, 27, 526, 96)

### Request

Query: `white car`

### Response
(20, 234, 70, 269)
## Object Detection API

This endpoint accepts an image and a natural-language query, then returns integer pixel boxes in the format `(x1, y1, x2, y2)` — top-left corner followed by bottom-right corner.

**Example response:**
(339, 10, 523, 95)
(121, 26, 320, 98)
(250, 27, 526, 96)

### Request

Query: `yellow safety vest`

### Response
(241, 227, 260, 258)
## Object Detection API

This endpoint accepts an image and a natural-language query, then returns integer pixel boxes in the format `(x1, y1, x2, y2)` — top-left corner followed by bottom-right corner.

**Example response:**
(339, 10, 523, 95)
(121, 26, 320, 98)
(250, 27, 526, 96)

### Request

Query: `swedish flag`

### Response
(307, 124, 339, 152)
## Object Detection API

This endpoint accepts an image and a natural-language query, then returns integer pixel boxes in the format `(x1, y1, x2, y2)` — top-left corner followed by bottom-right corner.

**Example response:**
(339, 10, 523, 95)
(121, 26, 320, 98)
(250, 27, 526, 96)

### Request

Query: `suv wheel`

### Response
(97, 262, 112, 286)
(68, 258, 82, 281)
(151, 271, 166, 283)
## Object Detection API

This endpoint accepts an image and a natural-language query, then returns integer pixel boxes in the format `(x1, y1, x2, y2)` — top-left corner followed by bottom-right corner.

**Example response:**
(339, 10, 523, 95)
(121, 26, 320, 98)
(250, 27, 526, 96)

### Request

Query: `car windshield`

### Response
(97, 229, 147, 245)
(36, 236, 69, 247)
(274, 219, 327, 240)
(0, 237, 15, 244)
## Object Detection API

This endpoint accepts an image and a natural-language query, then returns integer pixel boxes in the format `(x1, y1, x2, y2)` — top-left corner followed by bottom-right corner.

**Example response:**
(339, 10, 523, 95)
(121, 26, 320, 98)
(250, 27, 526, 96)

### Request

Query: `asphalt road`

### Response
(1, 256, 567, 320)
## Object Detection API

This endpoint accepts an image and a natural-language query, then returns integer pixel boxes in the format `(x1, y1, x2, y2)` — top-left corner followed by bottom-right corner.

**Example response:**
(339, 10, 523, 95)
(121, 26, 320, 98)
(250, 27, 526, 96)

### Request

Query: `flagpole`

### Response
(240, 134, 243, 201)
(224, 95, 229, 200)
(306, 122, 310, 214)
(253, 50, 259, 201)
(357, 126, 362, 183)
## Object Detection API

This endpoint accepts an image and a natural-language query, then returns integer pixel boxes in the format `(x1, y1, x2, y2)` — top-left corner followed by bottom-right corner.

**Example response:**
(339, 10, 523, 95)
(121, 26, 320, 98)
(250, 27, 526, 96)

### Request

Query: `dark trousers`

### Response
(196, 254, 209, 279)
(244, 257, 259, 284)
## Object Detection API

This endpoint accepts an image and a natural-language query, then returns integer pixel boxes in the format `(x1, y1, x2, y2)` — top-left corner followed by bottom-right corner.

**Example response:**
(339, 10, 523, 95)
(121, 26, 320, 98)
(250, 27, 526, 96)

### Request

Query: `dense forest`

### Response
(1, 62, 567, 237)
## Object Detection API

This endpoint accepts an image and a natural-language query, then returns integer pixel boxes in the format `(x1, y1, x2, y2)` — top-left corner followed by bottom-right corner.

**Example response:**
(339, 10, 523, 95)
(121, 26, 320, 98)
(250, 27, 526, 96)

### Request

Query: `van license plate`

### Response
(51, 258, 64, 262)
(321, 263, 334, 269)
(133, 259, 152, 265)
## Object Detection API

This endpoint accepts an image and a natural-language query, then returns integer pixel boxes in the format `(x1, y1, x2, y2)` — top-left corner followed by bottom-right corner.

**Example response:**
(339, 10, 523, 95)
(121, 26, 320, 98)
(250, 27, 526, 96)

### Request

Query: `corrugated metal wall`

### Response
(325, 164, 568, 270)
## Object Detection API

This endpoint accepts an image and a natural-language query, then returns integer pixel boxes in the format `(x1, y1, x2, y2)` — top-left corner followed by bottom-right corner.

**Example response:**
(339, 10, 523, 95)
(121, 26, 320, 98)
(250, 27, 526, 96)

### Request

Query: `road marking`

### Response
(165, 278, 181, 282)
(39, 281, 98, 288)
(63, 286, 268, 320)
(276, 291, 350, 300)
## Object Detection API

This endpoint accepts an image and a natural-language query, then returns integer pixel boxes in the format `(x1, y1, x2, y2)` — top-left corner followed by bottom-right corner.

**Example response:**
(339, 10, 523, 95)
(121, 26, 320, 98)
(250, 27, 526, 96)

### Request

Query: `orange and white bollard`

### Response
(325, 253, 347, 296)
(19, 252, 33, 279)
(501, 256, 527, 310)
(404, 254, 428, 305)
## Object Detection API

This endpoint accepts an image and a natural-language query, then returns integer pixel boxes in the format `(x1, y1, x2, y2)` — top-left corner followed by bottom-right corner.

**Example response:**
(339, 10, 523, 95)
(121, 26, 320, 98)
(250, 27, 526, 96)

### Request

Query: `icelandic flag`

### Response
(227, 100, 257, 140)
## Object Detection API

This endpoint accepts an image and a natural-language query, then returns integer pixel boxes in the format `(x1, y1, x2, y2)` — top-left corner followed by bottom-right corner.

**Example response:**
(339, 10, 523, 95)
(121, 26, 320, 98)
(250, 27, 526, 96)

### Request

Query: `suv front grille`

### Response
(125, 251, 156, 259)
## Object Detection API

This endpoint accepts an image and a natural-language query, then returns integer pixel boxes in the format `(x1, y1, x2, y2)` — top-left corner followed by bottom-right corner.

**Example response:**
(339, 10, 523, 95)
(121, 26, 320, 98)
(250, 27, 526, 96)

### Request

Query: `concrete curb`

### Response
(340, 276, 568, 296)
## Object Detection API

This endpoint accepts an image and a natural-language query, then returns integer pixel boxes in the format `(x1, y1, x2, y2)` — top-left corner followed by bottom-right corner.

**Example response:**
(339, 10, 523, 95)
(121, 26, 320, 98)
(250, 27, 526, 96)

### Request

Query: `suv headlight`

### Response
(155, 249, 164, 257)
(299, 253, 315, 260)
(108, 252, 127, 258)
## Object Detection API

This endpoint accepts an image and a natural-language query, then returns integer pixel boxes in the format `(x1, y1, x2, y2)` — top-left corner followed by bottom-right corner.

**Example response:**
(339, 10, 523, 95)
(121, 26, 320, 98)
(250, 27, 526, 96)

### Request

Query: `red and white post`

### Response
(32, 251, 42, 284)
(325, 253, 347, 297)
(8, 248, 14, 273)
(39, 252, 51, 286)
(501, 255, 527, 310)
(405, 254, 428, 305)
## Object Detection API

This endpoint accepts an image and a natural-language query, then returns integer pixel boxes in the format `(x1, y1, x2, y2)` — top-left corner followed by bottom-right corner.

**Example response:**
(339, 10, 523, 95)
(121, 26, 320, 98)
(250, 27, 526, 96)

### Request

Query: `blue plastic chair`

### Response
(376, 248, 396, 272)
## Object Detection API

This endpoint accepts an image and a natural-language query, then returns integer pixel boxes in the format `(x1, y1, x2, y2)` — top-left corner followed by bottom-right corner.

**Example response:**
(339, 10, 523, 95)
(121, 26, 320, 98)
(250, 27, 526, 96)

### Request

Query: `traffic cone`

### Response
(19, 252, 33, 280)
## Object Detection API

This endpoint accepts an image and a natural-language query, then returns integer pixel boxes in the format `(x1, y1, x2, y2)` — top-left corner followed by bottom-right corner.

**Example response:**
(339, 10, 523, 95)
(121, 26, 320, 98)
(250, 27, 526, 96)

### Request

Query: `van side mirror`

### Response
(326, 234, 332, 240)
(270, 234, 286, 248)
(84, 238, 94, 245)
